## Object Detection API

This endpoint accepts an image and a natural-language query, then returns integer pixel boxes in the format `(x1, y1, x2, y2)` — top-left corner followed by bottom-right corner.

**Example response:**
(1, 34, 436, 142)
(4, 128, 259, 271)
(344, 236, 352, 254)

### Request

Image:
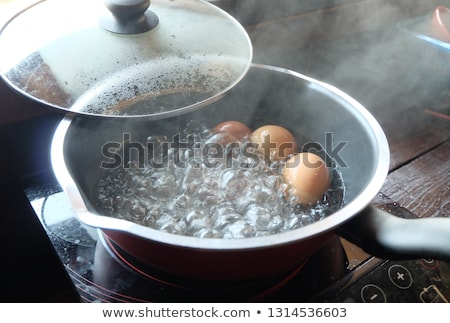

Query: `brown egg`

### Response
(250, 125, 298, 162)
(214, 121, 252, 139)
(282, 152, 330, 204)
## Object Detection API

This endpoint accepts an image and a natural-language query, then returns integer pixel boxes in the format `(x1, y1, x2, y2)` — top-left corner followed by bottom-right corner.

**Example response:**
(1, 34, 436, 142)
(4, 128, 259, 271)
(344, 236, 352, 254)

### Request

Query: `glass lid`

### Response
(0, 0, 252, 118)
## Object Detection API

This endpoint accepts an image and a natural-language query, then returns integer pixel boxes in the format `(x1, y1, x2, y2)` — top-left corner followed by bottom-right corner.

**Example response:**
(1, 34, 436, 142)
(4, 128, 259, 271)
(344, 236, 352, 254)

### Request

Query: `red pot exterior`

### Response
(102, 229, 335, 281)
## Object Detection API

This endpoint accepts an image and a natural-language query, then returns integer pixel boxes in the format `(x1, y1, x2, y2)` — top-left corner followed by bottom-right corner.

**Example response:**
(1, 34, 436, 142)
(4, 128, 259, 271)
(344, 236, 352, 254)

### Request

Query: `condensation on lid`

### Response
(0, 0, 252, 117)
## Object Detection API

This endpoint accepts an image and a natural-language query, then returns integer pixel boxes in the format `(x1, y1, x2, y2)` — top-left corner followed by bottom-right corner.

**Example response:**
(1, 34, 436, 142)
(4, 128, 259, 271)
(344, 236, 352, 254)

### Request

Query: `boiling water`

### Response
(95, 124, 345, 239)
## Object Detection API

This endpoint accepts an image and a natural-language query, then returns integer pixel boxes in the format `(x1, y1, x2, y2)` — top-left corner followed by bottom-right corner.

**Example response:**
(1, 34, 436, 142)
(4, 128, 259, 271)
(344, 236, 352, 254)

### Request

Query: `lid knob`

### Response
(100, 0, 159, 34)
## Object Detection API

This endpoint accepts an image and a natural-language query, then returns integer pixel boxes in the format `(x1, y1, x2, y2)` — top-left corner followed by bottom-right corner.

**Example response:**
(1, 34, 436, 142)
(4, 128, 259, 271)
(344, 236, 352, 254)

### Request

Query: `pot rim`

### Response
(50, 63, 390, 250)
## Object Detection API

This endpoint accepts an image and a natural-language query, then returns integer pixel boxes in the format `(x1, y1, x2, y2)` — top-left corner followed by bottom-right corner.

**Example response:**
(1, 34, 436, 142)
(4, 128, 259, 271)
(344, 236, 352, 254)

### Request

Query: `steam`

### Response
(240, 0, 446, 122)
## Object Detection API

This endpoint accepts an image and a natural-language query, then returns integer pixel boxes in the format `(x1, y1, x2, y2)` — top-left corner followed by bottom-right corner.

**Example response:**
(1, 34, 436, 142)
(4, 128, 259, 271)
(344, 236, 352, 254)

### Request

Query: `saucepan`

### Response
(50, 64, 450, 281)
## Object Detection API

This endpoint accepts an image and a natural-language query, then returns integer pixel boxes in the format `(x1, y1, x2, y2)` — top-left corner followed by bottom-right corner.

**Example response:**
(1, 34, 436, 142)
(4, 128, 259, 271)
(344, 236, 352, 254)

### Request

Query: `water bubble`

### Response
(150, 173, 176, 200)
(142, 210, 157, 227)
(213, 206, 241, 230)
(95, 124, 346, 239)
(223, 220, 256, 239)
(186, 210, 211, 234)
(244, 205, 272, 231)
(130, 203, 146, 221)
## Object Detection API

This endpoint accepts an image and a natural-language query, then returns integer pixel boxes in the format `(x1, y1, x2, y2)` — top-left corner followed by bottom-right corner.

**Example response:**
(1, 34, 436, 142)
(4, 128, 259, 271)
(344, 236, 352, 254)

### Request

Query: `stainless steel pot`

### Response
(51, 64, 450, 281)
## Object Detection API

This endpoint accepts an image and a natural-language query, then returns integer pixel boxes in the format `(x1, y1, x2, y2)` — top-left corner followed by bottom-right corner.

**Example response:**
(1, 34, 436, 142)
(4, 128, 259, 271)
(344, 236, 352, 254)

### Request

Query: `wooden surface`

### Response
(381, 140, 450, 219)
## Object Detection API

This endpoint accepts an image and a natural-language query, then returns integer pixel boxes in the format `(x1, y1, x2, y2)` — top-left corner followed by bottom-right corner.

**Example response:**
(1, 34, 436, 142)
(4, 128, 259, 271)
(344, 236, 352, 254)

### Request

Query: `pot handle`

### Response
(337, 205, 450, 261)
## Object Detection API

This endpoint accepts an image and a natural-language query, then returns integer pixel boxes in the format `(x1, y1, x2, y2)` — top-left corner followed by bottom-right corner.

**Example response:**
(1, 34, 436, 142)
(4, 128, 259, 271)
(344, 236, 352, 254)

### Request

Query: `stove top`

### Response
(28, 186, 350, 302)
(22, 171, 450, 303)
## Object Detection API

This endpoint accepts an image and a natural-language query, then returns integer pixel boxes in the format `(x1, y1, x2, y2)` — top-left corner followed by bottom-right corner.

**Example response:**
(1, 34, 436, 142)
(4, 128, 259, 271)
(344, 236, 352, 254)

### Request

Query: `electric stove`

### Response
(22, 171, 450, 303)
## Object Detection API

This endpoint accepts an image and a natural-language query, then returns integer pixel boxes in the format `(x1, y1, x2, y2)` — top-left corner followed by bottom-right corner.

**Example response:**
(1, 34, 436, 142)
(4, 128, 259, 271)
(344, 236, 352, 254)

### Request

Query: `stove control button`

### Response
(419, 285, 449, 303)
(388, 264, 413, 289)
(361, 284, 387, 303)
(421, 258, 439, 269)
